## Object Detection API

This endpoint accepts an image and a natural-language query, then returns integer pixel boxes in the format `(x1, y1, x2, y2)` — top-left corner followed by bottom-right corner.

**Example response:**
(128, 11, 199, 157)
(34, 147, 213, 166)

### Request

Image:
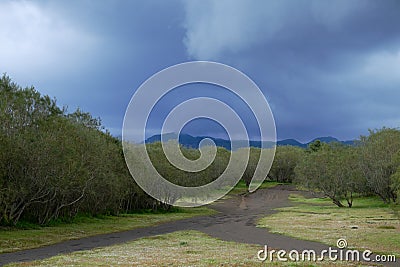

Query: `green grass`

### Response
(0, 207, 215, 254)
(5, 230, 373, 267)
(258, 194, 400, 257)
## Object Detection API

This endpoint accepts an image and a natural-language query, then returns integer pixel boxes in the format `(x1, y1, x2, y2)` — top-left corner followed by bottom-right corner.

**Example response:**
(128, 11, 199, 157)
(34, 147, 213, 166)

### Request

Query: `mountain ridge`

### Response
(145, 133, 356, 150)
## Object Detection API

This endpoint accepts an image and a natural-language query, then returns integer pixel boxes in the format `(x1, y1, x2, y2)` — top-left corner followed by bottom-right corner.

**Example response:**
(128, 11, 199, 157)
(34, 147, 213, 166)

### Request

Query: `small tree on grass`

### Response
(295, 144, 364, 207)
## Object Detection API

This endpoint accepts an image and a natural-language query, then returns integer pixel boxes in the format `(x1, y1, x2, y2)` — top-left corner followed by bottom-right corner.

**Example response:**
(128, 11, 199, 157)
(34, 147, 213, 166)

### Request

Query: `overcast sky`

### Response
(1, 0, 399, 142)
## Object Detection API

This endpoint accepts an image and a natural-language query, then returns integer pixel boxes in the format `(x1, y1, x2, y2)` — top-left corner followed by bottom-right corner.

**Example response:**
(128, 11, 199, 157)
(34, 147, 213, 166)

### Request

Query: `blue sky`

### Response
(1, 0, 400, 142)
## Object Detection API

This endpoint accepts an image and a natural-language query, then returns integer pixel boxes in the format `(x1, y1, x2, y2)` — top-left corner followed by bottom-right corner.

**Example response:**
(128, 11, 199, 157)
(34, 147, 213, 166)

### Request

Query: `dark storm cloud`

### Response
(183, 0, 400, 141)
(0, 0, 187, 134)
(1, 0, 399, 141)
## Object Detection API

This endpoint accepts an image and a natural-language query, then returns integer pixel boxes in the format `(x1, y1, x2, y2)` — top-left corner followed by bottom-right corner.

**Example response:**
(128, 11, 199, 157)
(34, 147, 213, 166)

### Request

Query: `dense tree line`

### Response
(123, 132, 400, 208)
(0, 75, 156, 225)
(147, 142, 230, 188)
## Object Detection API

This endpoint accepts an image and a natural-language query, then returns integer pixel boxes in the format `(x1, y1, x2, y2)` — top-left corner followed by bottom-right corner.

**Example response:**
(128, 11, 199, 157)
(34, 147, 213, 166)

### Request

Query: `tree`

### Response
(269, 146, 303, 183)
(0, 75, 63, 224)
(359, 128, 400, 203)
(240, 147, 261, 187)
(295, 144, 364, 207)
(306, 140, 326, 153)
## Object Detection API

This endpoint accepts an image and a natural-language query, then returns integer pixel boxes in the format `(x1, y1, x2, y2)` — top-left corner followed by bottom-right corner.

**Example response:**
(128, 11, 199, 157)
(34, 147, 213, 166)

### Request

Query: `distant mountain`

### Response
(278, 136, 357, 148)
(145, 132, 179, 143)
(145, 133, 228, 148)
(144, 133, 356, 150)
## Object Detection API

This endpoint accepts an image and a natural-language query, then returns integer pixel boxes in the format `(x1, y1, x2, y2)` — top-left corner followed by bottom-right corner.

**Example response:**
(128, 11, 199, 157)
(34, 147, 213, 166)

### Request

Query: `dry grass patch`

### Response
(258, 194, 400, 256)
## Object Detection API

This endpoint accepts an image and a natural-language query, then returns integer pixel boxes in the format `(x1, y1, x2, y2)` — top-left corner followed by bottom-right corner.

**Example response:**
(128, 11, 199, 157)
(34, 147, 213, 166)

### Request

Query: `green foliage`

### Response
(240, 147, 261, 187)
(295, 129, 400, 206)
(147, 142, 230, 188)
(295, 144, 365, 207)
(390, 167, 400, 204)
(306, 139, 328, 153)
(359, 128, 400, 203)
(0, 75, 155, 225)
(269, 145, 303, 183)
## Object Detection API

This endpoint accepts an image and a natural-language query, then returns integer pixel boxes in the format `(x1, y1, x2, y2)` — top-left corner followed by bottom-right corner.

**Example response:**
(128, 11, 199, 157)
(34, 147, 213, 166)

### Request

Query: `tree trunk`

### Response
(345, 192, 353, 208)
(332, 198, 345, 207)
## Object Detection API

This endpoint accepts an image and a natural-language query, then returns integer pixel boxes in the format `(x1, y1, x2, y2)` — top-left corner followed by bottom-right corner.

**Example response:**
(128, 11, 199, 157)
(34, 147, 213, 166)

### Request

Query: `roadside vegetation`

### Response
(258, 194, 400, 257)
(0, 75, 160, 226)
(278, 129, 400, 208)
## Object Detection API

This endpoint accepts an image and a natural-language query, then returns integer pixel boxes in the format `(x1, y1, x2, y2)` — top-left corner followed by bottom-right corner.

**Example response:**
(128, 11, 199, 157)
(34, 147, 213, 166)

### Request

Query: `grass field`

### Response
(0, 207, 215, 254)
(5, 230, 376, 267)
(258, 194, 400, 257)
